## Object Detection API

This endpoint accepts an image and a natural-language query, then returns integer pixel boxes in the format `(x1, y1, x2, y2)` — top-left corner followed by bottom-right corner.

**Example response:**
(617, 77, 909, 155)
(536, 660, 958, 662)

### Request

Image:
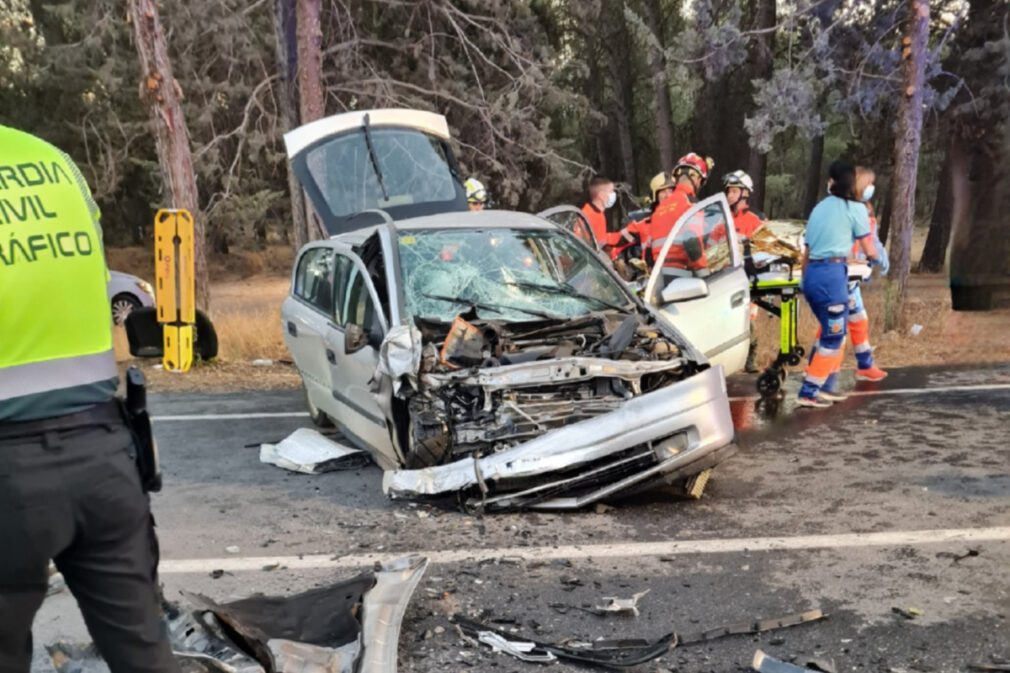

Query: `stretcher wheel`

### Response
(795, 346, 805, 358)
(787, 351, 803, 366)
(757, 370, 781, 396)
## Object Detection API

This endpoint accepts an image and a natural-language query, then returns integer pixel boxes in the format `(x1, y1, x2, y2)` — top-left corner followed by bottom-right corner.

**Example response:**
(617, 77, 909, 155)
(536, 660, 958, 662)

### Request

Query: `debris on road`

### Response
(752, 650, 832, 673)
(936, 548, 981, 563)
(591, 590, 650, 617)
(477, 631, 558, 663)
(225, 546, 240, 554)
(260, 428, 369, 474)
(456, 604, 826, 667)
(452, 615, 675, 668)
(679, 608, 826, 644)
(594, 503, 617, 514)
(48, 556, 428, 673)
(891, 606, 924, 620)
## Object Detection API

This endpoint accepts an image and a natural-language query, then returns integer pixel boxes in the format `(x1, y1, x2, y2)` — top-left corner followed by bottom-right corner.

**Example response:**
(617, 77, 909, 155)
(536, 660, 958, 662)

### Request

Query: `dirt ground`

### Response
(115, 268, 1010, 395)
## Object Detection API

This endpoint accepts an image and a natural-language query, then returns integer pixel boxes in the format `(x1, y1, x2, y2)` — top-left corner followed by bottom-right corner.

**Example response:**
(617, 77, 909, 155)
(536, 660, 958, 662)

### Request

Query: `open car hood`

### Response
(284, 108, 469, 236)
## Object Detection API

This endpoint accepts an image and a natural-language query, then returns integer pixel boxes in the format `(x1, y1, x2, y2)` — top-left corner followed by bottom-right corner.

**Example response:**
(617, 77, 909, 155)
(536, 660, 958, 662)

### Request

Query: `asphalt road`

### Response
(31, 364, 1010, 672)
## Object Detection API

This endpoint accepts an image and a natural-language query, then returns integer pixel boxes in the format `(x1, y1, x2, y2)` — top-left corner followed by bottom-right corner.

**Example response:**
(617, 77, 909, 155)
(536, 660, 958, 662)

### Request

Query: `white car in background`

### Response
(108, 270, 155, 325)
(280, 109, 745, 511)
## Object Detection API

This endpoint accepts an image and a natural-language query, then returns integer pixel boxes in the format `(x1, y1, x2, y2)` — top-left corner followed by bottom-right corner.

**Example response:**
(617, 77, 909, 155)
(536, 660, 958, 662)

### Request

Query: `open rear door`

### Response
(284, 109, 468, 237)
(643, 194, 750, 375)
(537, 205, 599, 250)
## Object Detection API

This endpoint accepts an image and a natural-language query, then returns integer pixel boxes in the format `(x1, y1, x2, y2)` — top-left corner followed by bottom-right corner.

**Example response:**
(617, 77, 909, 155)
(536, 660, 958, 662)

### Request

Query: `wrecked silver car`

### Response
(281, 109, 737, 511)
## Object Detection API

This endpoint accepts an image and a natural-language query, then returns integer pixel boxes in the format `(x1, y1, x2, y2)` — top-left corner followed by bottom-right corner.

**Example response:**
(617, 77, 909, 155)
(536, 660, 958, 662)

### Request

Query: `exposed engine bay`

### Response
(399, 310, 702, 469)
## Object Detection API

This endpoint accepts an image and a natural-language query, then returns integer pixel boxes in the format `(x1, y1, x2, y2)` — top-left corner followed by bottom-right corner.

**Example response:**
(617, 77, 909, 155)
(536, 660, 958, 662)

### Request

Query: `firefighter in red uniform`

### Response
(723, 170, 765, 239)
(723, 170, 765, 372)
(580, 176, 623, 256)
(619, 153, 713, 269)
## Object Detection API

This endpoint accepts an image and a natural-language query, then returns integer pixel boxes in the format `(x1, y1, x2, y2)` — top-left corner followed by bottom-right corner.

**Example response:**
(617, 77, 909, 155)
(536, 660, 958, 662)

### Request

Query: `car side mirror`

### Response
(660, 277, 708, 304)
(345, 323, 368, 354)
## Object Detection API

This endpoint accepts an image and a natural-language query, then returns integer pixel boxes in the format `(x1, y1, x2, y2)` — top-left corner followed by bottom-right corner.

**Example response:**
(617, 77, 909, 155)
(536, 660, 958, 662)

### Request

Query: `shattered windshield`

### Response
(398, 228, 633, 322)
(305, 128, 457, 217)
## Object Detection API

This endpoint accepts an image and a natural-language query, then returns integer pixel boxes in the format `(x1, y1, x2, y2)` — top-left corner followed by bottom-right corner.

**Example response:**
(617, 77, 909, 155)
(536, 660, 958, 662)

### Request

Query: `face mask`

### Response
(605, 191, 617, 209)
(862, 185, 875, 202)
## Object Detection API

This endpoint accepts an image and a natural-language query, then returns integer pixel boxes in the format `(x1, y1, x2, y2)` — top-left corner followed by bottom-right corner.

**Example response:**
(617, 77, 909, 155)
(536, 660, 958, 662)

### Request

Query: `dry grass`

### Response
(752, 273, 1010, 373)
(113, 275, 299, 393)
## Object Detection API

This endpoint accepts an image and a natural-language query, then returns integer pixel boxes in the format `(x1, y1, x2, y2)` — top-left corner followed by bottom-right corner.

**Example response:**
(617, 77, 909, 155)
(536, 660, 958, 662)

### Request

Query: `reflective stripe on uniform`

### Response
(0, 349, 117, 401)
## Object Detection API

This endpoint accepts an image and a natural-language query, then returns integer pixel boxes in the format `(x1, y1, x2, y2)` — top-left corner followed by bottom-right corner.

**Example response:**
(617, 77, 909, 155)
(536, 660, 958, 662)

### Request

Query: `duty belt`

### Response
(808, 257, 847, 264)
(0, 398, 122, 440)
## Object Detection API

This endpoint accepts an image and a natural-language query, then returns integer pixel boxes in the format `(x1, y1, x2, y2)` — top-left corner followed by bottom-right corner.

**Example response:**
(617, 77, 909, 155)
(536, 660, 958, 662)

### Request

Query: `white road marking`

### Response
(153, 412, 309, 422)
(728, 381, 1010, 403)
(159, 526, 1010, 574)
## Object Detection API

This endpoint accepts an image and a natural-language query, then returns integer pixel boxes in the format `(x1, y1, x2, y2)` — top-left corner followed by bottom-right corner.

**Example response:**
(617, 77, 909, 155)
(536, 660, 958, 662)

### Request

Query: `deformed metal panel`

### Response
(358, 555, 430, 673)
(383, 365, 733, 498)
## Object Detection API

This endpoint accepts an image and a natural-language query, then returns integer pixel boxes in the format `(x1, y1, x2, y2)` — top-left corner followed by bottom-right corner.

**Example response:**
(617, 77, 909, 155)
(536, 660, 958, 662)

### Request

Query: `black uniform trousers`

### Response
(0, 400, 179, 673)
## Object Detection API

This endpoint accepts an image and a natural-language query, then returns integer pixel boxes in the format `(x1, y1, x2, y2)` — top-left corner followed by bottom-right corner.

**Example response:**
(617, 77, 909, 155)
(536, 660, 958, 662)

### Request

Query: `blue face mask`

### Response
(605, 191, 617, 209)
(862, 185, 875, 202)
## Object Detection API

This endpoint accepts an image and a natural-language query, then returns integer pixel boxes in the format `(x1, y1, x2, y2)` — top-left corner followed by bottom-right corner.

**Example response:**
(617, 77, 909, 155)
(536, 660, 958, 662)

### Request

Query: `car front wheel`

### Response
(111, 293, 142, 325)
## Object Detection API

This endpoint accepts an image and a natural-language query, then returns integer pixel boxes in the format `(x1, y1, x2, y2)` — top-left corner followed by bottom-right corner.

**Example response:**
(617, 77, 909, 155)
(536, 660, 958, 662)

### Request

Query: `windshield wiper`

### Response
(506, 280, 629, 313)
(361, 113, 389, 201)
(420, 292, 558, 320)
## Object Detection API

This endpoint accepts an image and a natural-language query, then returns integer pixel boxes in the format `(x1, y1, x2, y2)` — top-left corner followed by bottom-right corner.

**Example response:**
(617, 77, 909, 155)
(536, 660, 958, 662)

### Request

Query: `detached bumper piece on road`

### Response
(384, 366, 736, 511)
(47, 556, 428, 673)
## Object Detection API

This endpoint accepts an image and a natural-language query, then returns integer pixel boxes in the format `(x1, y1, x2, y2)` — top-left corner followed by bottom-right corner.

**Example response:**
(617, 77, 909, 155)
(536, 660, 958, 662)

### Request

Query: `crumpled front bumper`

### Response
(382, 365, 735, 506)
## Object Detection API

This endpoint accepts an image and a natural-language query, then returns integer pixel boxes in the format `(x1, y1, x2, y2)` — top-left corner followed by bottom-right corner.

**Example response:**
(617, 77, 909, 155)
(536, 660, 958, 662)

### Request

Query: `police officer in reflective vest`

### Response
(0, 126, 179, 672)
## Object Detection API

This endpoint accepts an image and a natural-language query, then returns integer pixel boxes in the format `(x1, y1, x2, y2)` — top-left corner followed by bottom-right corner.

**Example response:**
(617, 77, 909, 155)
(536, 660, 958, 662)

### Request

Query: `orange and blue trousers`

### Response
(809, 281, 874, 391)
(799, 260, 849, 400)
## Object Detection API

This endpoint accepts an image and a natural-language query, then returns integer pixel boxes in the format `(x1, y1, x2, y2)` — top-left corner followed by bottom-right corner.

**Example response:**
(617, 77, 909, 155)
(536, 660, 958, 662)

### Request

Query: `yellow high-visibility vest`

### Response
(0, 125, 117, 421)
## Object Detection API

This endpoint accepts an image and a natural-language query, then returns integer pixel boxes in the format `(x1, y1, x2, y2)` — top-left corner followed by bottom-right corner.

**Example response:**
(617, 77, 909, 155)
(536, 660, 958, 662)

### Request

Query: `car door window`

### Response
(331, 255, 353, 324)
(661, 202, 734, 279)
(341, 266, 383, 343)
(295, 248, 336, 315)
(537, 206, 599, 250)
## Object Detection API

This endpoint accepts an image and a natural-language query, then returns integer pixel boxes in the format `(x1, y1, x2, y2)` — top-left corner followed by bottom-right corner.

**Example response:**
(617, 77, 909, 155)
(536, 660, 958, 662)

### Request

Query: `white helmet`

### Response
(723, 170, 754, 193)
(464, 177, 488, 204)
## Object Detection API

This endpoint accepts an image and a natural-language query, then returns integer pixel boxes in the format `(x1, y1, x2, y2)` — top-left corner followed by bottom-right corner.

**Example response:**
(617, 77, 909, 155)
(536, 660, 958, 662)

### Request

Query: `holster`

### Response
(121, 367, 162, 493)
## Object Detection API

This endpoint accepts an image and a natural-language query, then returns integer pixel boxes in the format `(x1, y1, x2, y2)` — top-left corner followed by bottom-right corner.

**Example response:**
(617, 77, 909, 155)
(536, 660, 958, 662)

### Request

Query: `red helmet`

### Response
(673, 153, 714, 183)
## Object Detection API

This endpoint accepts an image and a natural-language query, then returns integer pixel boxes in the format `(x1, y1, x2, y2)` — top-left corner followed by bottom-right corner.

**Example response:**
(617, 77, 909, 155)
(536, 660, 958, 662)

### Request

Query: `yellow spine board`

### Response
(154, 211, 178, 323)
(154, 208, 196, 372)
(176, 209, 196, 324)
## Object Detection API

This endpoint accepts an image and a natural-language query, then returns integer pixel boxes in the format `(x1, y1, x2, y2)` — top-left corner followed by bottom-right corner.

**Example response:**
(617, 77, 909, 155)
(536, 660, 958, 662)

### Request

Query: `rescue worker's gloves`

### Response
(867, 256, 882, 268)
(673, 153, 714, 186)
(722, 170, 754, 194)
(464, 177, 488, 205)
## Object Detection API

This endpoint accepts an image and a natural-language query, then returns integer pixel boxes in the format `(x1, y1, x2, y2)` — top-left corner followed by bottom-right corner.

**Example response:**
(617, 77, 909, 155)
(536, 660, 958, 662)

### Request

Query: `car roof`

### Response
(329, 210, 555, 244)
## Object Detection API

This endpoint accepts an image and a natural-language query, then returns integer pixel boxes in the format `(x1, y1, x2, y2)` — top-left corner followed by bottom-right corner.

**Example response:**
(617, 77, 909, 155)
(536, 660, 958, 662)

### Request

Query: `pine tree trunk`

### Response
(641, 0, 675, 171)
(883, 0, 930, 331)
(802, 133, 824, 218)
(129, 0, 209, 312)
(746, 0, 776, 211)
(917, 139, 954, 272)
(275, 0, 308, 251)
(878, 181, 894, 244)
(296, 0, 325, 239)
(604, 9, 638, 190)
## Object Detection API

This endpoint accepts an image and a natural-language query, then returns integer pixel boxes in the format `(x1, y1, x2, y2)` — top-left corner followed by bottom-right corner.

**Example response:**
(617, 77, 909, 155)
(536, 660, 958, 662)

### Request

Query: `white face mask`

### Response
(604, 191, 617, 209)
(862, 185, 875, 202)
